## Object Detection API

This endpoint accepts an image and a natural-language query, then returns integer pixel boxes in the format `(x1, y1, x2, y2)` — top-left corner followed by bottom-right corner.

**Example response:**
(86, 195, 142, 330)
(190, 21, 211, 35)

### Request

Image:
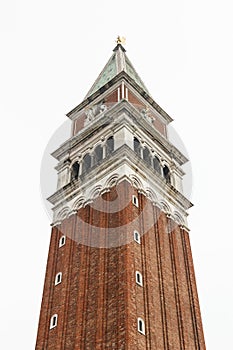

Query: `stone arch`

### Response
(72, 197, 85, 211)
(129, 174, 143, 190)
(173, 211, 185, 225)
(55, 207, 70, 221)
(159, 200, 171, 214)
(145, 188, 158, 203)
(70, 157, 79, 168)
(105, 174, 120, 188)
(89, 185, 103, 200)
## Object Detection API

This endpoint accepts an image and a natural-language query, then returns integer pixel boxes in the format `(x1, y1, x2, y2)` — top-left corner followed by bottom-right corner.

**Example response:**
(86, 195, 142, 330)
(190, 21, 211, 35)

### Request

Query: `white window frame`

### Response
(134, 230, 141, 244)
(132, 195, 139, 207)
(59, 235, 66, 248)
(55, 272, 62, 285)
(136, 271, 143, 286)
(50, 314, 58, 329)
(137, 317, 145, 335)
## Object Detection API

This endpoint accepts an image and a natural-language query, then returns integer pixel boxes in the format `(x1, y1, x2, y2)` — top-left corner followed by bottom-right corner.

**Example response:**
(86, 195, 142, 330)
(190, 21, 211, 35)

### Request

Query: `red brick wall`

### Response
(35, 181, 205, 349)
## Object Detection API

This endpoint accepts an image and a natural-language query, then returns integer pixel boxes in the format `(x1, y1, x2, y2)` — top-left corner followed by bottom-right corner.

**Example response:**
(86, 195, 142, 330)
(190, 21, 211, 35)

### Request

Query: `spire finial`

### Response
(116, 36, 126, 46)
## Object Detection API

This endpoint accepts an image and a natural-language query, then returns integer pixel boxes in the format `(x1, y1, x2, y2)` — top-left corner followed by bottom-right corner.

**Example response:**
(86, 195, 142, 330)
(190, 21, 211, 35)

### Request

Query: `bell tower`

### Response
(36, 42, 206, 349)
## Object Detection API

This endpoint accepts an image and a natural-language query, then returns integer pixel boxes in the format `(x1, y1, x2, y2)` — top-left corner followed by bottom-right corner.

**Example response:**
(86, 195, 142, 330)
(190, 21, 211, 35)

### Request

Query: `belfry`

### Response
(36, 41, 206, 349)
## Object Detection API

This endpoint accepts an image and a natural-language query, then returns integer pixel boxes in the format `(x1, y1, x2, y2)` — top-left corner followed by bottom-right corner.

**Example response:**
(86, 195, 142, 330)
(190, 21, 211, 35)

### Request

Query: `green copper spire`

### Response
(85, 43, 150, 98)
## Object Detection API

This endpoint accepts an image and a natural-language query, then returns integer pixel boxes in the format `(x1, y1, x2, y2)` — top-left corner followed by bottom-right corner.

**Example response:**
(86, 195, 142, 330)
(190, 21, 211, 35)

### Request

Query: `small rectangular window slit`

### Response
(50, 314, 58, 329)
(137, 317, 145, 335)
(55, 272, 62, 285)
(134, 230, 141, 244)
(132, 195, 139, 207)
(59, 235, 66, 248)
(136, 271, 143, 286)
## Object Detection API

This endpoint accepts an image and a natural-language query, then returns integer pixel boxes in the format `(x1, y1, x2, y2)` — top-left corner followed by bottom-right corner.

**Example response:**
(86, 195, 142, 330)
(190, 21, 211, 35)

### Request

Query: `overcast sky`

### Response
(1, 1, 233, 349)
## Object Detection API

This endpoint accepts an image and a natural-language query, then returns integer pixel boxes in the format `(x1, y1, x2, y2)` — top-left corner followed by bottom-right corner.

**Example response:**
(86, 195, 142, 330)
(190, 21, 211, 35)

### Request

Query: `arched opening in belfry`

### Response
(143, 146, 151, 165)
(71, 162, 80, 180)
(106, 136, 114, 156)
(133, 137, 141, 157)
(82, 153, 92, 174)
(163, 165, 171, 183)
(153, 156, 161, 174)
(93, 144, 103, 165)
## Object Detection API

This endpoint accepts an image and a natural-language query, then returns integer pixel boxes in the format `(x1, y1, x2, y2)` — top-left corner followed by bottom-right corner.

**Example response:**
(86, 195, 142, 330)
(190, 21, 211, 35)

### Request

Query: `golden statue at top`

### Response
(116, 36, 126, 45)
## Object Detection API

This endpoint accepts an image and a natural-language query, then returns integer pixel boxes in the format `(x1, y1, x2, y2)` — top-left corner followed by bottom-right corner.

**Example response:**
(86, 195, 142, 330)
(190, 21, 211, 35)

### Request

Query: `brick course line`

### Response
(167, 217, 184, 349)
(180, 227, 201, 350)
(154, 207, 169, 350)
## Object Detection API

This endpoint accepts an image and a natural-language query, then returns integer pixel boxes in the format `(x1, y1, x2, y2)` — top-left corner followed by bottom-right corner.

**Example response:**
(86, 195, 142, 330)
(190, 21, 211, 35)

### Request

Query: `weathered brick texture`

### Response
(36, 181, 205, 349)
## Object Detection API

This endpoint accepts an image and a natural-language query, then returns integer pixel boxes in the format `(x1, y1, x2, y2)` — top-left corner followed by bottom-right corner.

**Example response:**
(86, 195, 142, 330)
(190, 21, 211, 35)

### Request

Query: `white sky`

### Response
(1, 1, 233, 349)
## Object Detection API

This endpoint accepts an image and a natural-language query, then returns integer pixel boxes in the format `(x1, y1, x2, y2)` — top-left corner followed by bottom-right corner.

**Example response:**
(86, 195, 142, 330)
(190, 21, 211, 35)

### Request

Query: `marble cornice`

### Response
(48, 144, 192, 214)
